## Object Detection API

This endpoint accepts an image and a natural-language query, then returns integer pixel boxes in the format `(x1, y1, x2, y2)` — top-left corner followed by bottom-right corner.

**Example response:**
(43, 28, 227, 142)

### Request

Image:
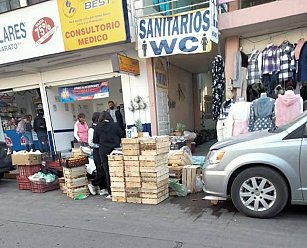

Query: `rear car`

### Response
(0, 141, 14, 180)
(203, 111, 307, 218)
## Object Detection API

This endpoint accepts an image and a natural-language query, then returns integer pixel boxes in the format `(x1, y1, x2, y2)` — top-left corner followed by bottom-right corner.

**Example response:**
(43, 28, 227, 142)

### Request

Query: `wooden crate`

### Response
(112, 191, 126, 198)
(168, 150, 193, 166)
(65, 177, 88, 188)
(108, 155, 124, 161)
(63, 166, 87, 179)
(142, 193, 169, 205)
(125, 171, 141, 177)
(141, 184, 169, 194)
(141, 188, 169, 199)
(127, 197, 142, 204)
(126, 181, 141, 188)
(66, 186, 89, 199)
(142, 178, 169, 190)
(141, 172, 169, 183)
(182, 165, 201, 193)
(109, 166, 125, 173)
(123, 156, 139, 161)
(112, 196, 127, 203)
(111, 186, 125, 192)
(110, 176, 125, 183)
(109, 160, 124, 167)
(125, 177, 141, 183)
(122, 138, 140, 156)
(140, 169, 169, 179)
(139, 154, 168, 163)
(168, 166, 183, 179)
(140, 164, 169, 173)
(111, 181, 125, 188)
(109, 170, 125, 177)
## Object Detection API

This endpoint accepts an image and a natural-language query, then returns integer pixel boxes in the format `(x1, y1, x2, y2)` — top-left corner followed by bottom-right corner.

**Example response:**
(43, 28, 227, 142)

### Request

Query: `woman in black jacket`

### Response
(93, 111, 124, 198)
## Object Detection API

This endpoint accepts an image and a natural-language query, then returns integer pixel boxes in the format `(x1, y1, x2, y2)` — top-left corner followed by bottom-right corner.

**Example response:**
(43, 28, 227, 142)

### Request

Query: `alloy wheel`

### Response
(239, 177, 276, 212)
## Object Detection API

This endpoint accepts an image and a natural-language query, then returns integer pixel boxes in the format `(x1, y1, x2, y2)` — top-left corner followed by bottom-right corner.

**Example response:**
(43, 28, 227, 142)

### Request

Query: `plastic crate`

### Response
(30, 180, 60, 193)
(17, 176, 31, 190)
(17, 164, 41, 177)
(46, 160, 63, 172)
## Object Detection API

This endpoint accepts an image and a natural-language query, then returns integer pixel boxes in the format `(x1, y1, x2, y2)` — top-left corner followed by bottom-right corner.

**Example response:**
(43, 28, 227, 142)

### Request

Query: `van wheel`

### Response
(231, 167, 288, 218)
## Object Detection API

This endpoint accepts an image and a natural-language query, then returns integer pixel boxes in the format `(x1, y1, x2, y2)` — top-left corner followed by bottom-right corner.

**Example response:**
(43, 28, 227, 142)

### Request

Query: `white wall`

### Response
(120, 49, 151, 127)
(168, 64, 194, 131)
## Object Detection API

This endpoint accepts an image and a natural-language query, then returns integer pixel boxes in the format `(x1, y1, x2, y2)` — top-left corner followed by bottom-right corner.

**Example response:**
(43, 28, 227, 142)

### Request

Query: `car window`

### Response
(305, 123, 307, 137)
(270, 112, 307, 133)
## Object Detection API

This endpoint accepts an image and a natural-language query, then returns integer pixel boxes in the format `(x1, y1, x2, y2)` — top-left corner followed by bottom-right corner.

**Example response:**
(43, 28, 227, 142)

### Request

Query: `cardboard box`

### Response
(12, 153, 42, 166)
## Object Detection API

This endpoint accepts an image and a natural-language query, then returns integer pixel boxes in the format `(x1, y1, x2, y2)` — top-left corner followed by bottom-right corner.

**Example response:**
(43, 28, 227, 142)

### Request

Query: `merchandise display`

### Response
(216, 99, 235, 141)
(212, 55, 225, 120)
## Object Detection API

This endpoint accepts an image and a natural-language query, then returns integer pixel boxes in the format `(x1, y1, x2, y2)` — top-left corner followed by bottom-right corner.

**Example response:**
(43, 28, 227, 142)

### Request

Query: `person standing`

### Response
(24, 115, 35, 152)
(87, 112, 108, 196)
(93, 111, 124, 198)
(107, 101, 124, 131)
(74, 113, 89, 146)
(34, 112, 49, 153)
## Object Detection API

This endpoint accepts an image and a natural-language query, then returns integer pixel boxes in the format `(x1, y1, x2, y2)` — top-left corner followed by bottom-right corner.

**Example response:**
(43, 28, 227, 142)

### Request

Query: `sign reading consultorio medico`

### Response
(0, 0, 130, 65)
(57, 0, 129, 50)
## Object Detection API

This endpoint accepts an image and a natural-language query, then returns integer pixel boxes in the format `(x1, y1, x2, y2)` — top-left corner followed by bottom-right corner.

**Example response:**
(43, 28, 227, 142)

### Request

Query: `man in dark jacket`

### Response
(93, 111, 124, 198)
(33, 112, 49, 153)
(107, 100, 124, 131)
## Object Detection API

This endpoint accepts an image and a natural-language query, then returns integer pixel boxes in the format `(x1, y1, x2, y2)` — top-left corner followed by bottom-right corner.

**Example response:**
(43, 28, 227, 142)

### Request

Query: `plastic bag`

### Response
(183, 131, 197, 141)
(195, 175, 203, 193)
(169, 179, 188, 197)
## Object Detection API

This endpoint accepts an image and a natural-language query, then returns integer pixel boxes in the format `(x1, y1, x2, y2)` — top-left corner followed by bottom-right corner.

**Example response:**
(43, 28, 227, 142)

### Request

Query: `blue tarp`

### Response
(192, 156, 206, 168)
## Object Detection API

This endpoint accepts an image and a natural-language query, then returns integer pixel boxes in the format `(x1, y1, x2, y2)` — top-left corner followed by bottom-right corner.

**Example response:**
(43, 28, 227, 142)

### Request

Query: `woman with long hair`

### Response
(93, 111, 124, 198)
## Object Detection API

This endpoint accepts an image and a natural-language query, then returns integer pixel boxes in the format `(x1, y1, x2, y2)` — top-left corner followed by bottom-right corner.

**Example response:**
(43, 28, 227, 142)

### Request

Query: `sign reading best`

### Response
(57, 0, 128, 50)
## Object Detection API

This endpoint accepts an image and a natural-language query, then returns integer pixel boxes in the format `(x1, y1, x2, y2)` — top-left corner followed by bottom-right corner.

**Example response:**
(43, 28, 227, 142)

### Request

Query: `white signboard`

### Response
(210, 0, 219, 44)
(137, 9, 212, 58)
(0, 0, 64, 65)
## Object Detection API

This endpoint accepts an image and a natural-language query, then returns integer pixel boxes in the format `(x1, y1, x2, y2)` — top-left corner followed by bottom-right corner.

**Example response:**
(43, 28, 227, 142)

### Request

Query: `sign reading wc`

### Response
(137, 9, 212, 58)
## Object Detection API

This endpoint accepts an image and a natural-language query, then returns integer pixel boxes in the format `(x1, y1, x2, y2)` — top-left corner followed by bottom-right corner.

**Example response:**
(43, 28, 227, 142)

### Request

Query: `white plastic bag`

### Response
(195, 175, 203, 193)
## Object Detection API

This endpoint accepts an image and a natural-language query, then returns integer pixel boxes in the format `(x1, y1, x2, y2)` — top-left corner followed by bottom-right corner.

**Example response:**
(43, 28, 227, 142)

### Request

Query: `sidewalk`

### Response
(194, 140, 217, 156)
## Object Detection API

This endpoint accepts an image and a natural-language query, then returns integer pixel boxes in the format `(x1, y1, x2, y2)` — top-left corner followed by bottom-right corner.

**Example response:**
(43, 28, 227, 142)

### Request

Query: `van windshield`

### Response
(269, 112, 307, 133)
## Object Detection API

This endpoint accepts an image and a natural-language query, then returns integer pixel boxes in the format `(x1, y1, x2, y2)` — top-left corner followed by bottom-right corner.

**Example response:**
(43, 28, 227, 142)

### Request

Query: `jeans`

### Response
(91, 148, 107, 189)
(37, 131, 49, 153)
(262, 74, 278, 98)
(24, 131, 33, 145)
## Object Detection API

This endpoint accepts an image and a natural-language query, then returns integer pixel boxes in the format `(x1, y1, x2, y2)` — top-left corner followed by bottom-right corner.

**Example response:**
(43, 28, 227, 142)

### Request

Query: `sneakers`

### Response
(88, 183, 96, 195)
(99, 189, 108, 196)
(106, 195, 112, 199)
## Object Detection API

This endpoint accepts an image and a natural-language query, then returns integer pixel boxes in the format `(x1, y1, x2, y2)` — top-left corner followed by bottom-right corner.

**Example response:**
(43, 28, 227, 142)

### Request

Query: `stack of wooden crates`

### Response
(108, 136, 170, 204)
(63, 165, 89, 198)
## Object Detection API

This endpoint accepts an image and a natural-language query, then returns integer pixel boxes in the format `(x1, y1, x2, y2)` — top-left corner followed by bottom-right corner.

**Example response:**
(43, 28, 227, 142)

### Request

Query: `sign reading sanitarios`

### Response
(137, 9, 212, 58)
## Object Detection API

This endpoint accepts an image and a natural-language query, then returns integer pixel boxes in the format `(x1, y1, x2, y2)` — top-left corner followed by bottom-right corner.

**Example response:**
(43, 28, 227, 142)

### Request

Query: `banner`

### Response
(0, 1, 64, 65)
(210, 0, 219, 44)
(59, 82, 109, 102)
(137, 9, 212, 58)
(57, 0, 128, 51)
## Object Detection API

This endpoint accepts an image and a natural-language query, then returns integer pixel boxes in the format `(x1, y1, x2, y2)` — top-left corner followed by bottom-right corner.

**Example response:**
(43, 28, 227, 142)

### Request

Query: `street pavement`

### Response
(1, 179, 307, 248)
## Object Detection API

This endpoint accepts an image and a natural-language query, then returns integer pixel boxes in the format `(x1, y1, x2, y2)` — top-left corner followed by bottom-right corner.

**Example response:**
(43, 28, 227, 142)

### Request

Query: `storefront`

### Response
(137, 1, 220, 140)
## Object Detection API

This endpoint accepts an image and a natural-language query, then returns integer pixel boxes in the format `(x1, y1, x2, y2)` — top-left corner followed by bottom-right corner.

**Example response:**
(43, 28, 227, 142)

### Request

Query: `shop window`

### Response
(0, 0, 20, 13)
(27, 0, 47, 5)
(240, 0, 276, 9)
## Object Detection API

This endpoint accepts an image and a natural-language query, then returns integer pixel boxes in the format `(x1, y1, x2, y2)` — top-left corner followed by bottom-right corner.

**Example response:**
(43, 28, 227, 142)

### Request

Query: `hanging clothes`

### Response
(225, 101, 251, 138)
(233, 51, 248, 88)
(248, 97, 275, 132)
(262, 44, 281, 75)
(275, 90, 303, 127)
(247, 50, 262, 85)
(298, 42, 307, 82)
(246, 82, 265, 102)
(212, 55, 225, 120)
(278, 41, 295, 84)
(294, 38, 306, 60)
(216, 99, 235, 141)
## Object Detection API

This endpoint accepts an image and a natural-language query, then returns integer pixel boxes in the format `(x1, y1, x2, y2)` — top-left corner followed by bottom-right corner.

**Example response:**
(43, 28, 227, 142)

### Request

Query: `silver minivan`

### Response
(203, 111, 307, 218)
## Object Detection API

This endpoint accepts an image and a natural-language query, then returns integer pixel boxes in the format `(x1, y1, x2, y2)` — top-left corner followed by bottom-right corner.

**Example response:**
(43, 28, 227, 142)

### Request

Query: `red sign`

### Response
(32, 17, 56, 46)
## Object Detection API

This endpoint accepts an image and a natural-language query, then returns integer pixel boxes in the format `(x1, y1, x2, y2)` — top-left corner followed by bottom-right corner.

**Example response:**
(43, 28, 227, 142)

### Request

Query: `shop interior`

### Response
(0, 88, 43, 151)
(46, 76, 126, 153)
